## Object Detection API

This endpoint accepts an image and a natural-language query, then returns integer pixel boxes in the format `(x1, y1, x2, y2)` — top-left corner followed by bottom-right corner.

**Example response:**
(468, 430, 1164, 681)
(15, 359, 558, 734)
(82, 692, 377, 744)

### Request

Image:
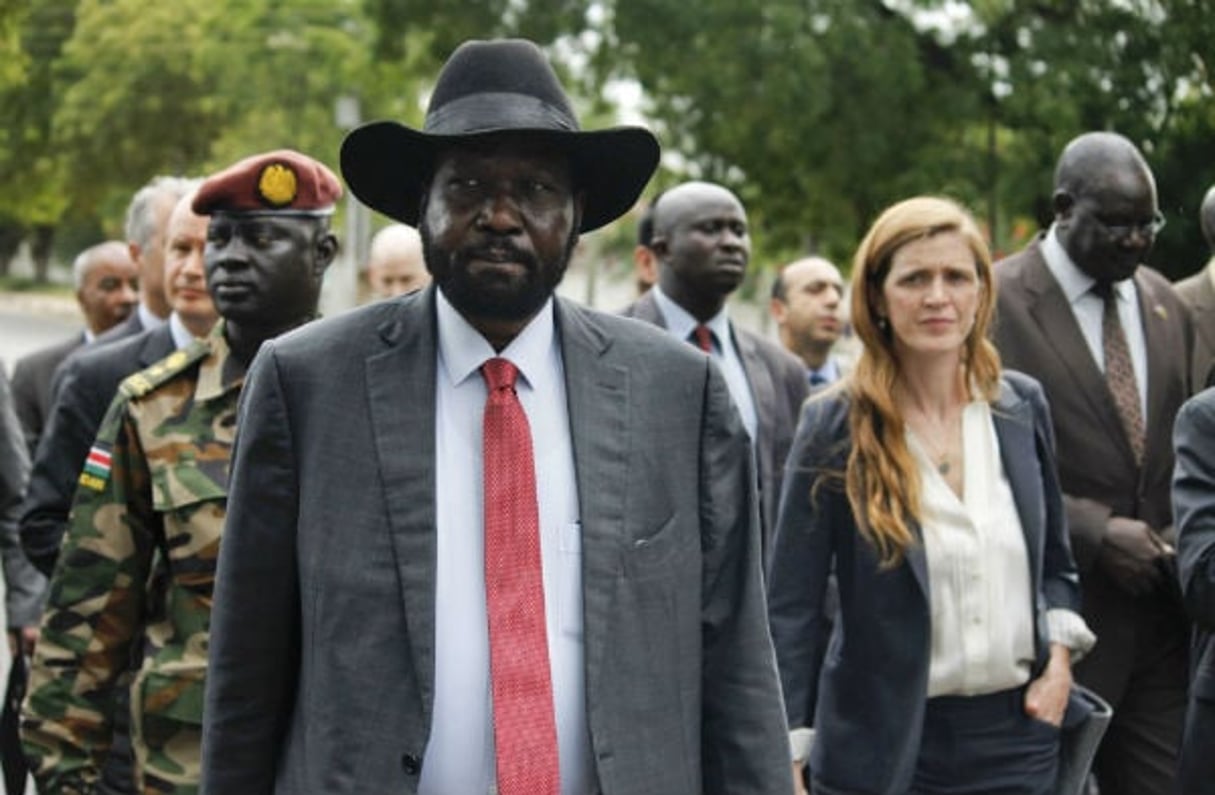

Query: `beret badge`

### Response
(257, 163, 299, 208)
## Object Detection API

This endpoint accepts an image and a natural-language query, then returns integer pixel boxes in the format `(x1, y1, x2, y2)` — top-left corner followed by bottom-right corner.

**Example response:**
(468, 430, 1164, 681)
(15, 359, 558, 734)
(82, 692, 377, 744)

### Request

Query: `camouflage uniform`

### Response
(22, 322, 241, 795)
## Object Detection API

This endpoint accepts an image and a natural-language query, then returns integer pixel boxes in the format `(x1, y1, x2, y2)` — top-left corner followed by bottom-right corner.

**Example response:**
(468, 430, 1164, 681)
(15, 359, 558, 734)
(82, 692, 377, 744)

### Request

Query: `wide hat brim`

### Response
(341, 121, 659, 233)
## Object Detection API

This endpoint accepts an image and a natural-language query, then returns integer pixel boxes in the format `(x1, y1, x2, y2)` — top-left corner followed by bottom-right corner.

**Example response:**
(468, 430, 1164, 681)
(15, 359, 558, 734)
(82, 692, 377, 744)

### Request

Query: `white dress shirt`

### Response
(650, 286, 759, 441)
(168, 312, 199, 350)
(420, 291, 592, 795)
(911, 399, 1095, 698)
(1041, 226, 1148, 418)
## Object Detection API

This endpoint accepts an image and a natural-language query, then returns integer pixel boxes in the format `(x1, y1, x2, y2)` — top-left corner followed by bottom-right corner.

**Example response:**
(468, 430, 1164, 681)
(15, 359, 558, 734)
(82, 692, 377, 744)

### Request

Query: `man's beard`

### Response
(420, 224, 576, 323)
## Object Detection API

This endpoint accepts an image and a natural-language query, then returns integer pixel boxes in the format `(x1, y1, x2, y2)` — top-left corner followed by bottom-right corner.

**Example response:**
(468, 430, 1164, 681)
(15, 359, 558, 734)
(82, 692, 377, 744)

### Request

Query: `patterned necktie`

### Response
(691, 324, 714, 353)
(1094, 283, 1145, 464)
(481, 358, 560, 795)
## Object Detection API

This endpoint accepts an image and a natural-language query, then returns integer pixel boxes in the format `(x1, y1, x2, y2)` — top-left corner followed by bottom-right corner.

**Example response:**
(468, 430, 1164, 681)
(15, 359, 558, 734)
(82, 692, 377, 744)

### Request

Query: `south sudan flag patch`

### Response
(79, 445, 112, 492)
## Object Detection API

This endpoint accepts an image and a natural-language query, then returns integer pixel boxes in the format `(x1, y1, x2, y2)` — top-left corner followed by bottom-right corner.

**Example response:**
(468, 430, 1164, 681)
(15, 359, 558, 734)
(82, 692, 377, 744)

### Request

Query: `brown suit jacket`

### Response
(993, 237, 1192, 697)
(1174, 263, 1215, 390)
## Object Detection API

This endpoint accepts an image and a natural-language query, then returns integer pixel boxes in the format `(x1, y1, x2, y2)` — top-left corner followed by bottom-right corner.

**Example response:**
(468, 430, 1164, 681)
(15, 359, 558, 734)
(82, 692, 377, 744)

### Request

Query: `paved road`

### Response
(0, 295, 79, 376)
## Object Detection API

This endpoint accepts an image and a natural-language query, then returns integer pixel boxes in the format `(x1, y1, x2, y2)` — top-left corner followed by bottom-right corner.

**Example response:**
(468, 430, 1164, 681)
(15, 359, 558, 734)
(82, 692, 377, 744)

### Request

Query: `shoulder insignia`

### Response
(118, 342, 210, 399)
(78, 443, 113, 492)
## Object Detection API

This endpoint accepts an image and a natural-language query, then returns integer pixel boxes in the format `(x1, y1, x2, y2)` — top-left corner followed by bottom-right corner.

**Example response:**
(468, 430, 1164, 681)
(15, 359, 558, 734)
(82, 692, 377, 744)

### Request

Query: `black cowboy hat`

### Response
(340, 38, 660, 233)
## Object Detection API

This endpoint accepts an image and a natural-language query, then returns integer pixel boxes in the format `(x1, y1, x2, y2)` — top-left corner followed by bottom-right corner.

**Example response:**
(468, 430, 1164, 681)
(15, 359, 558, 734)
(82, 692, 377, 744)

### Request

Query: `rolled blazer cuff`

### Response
(790, 727, 815, 763)
(1046, 607, 1096, 662)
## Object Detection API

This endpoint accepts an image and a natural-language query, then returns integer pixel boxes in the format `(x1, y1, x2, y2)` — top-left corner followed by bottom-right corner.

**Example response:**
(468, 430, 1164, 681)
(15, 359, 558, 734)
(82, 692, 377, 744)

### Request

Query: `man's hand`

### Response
(7, 627, 38, 658)
(1024, 644, 1072, 727)
(793, 761, 810, 795)
(1097, 517, 1173, 595)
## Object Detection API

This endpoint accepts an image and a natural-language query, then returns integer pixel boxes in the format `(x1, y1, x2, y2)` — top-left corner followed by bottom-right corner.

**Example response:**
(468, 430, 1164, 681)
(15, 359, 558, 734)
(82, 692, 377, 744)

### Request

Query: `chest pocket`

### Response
(150, 455, 228, 515)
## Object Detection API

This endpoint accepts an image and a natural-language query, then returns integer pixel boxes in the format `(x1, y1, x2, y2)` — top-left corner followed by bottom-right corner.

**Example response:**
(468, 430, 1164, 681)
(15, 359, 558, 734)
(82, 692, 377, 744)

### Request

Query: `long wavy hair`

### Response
(845, 196, 1001, 567)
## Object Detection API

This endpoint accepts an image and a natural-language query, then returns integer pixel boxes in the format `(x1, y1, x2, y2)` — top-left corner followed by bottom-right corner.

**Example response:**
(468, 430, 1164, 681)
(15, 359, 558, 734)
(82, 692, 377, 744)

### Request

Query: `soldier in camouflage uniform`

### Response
(21, 150, 340, 794)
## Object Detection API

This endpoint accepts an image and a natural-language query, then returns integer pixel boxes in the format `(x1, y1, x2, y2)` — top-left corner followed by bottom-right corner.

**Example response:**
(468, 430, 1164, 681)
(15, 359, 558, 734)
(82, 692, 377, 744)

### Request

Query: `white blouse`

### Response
(910, 400, 1094, 698)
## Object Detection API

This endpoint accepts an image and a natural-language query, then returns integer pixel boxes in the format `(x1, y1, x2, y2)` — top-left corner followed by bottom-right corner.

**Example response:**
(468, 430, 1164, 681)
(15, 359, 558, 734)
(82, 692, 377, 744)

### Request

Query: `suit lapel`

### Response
(138, 326, 175, 367)
(556, 299, 628, 701)
(1022, 249, 1132, 458)
(366, 290, 439, 725)
(1135, 272, 1179, 476)
(991, 384, 1043, 573)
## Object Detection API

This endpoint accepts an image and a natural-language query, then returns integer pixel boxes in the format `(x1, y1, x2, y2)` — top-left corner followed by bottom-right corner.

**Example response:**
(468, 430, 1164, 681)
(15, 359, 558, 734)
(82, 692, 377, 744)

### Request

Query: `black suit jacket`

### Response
(620, 290, 808, 555)
(993, 238, 1192, 697)
(19, 325, 176, 575)
(1170, 388, 1215, 794)
(10, 332, 87, 455)
(768, 373, 1082, 795)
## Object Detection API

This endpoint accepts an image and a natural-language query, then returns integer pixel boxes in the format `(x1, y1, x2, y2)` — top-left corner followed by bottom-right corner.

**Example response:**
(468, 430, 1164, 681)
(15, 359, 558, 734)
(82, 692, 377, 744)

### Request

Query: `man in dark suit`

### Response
(1174, 184, 1215, 389)
(1171, 387, 1215, 795)
(85, 176, 197, 350)
(202, 39, 791, 795)
(10, 241, 138, 453)
(993, 131, 1191, 795)
(621, 181, 808, 555)
(769, 255, 848, 387)
(19, 187, 214, 576)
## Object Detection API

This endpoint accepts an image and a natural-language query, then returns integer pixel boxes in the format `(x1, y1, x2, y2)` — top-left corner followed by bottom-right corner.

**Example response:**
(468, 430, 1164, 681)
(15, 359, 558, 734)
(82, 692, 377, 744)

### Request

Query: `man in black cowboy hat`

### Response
(202, 38, 792, 795)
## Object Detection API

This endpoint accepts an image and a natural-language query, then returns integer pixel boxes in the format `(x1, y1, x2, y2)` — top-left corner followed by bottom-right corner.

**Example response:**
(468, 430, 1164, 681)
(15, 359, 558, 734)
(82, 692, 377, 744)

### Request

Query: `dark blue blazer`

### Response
(768, 370, 1083, 795)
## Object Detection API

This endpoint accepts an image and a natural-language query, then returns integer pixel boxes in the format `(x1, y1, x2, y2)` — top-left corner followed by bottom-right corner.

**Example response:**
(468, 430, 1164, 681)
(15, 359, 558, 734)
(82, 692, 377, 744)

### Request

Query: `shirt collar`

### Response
(1042, 224, 1135, 305)
(138, 302, 167, 331)
(436, 288, 556, 392)
(168, 312, 199, 350)
(651, 285, 732, 348)
(808, 357, 840, 384)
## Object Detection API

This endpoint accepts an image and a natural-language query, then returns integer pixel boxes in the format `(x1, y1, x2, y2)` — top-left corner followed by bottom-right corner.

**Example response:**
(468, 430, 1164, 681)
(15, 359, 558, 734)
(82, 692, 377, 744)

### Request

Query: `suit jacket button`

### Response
(401, 754, 421, 775)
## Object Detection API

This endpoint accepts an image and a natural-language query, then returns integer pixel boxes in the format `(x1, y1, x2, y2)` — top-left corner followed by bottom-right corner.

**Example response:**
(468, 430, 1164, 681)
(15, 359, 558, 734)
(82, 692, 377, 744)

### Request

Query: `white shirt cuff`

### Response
(790, 727, 815, 763)
(1046, 607, 1097, 662)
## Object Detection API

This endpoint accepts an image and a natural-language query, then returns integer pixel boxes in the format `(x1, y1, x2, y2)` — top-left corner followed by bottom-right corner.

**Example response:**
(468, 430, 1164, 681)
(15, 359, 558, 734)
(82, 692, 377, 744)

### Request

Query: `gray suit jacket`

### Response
(620, 290, 808, 555)
(1174, 263, 1215, 390)
(769, 372, 1083, 794)
(1170, 387, 1215, 794)
(202, 288, 792, 795)
(1, 368, 38, 627)
(993, 238, 1192, 696)
(10, 332, 86, 455)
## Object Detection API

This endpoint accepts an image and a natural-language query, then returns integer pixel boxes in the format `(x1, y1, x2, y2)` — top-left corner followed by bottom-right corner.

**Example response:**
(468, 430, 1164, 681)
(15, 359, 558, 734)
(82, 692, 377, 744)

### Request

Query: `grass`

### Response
(0, 275, 74, 297)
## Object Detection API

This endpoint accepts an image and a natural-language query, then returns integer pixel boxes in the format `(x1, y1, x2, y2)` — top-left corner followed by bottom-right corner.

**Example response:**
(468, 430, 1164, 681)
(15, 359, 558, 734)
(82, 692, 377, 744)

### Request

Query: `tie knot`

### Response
(482, 357, 519, 392)
(691, 324, 714, 353)
(1091, 281, 1117, 302)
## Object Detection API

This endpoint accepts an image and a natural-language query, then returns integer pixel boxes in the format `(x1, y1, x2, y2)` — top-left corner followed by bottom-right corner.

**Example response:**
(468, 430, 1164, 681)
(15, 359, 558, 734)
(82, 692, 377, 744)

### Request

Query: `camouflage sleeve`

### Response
(21, 389, 157, 792)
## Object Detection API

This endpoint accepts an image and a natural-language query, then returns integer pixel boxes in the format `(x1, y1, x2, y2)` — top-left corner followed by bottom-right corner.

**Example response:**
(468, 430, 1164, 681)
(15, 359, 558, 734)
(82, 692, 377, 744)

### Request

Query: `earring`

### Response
(877, 316, 889, 332)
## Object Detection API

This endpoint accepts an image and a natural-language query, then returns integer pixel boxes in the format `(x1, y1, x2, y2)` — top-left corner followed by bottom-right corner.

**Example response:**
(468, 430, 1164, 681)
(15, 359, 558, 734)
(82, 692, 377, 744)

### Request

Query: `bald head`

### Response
(651, 181, 750, 320)
(1052, 131, 1159, 284)
(367, 224, 429, 299)
(73, 241, 138, 335)
(1202, 186, 1215, 252)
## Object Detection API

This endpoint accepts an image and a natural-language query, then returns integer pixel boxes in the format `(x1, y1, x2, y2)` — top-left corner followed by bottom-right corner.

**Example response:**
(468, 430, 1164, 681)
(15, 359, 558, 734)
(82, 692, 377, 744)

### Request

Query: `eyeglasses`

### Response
(1097, 211, 1167, 241)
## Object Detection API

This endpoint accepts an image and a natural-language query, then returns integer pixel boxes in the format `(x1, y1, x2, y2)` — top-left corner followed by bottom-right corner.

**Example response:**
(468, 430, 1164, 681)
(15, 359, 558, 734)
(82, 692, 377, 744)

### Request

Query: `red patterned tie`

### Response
(692, 324, 714, 353)
(481, 357, 560, 795)
(1095, 283, 1145, 464)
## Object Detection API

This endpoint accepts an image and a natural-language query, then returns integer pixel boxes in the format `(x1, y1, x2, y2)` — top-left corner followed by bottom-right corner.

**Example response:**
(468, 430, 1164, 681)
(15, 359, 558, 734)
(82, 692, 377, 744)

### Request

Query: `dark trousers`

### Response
(1076, 577, 1187, 795)
(1, 653, 28, 795)
(909, 686, 1059, 795)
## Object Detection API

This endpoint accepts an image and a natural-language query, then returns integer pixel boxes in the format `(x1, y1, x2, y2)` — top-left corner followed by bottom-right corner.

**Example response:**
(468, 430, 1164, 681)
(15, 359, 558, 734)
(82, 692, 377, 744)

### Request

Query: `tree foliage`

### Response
(1, 0, 1212, 282)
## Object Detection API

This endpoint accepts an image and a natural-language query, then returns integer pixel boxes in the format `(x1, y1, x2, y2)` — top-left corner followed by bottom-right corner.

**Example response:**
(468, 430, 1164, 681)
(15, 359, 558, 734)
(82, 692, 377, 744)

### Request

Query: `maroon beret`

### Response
(193, 149, 343, 216)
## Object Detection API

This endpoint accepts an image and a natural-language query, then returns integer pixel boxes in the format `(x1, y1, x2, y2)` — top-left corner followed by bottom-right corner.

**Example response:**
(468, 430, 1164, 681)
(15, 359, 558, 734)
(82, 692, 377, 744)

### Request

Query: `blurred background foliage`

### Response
(0, 0, 1211, 283)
